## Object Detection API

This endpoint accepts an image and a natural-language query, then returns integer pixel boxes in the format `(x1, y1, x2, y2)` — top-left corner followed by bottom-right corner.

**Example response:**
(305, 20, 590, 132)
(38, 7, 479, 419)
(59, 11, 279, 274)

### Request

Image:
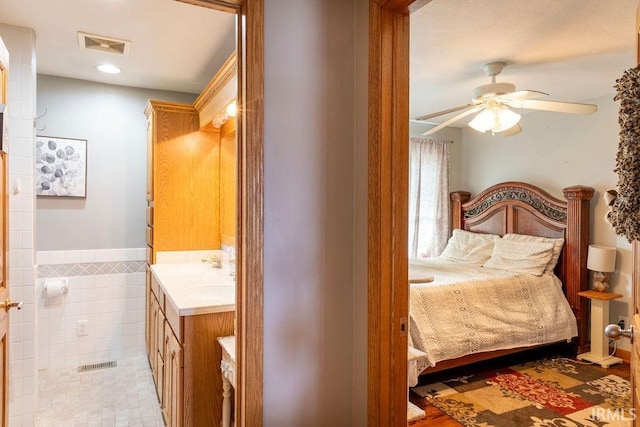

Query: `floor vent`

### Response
(77, 361, 117, 372)
(77, 32, 131, 56)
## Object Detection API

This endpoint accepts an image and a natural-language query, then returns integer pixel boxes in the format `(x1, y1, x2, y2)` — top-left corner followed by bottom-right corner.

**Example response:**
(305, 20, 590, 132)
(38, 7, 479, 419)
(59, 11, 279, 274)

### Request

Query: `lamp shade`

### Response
(587, 244, 616, 273)
(468, 105, 521, 134)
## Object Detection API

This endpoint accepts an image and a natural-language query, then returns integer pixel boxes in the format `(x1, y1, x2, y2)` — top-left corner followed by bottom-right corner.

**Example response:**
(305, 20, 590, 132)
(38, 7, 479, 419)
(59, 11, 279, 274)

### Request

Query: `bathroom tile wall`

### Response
(37, 248, 147, 370)
(0, 24, 38, 426)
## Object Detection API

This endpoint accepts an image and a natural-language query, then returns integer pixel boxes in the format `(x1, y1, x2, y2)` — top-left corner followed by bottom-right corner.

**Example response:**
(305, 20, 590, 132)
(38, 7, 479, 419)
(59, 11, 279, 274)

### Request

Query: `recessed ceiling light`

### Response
(96, 64, 121, 74)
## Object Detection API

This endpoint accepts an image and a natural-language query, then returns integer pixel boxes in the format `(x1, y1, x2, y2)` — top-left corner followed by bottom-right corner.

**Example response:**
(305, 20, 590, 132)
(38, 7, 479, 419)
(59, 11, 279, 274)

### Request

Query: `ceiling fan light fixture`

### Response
(468, 105, 520, 134)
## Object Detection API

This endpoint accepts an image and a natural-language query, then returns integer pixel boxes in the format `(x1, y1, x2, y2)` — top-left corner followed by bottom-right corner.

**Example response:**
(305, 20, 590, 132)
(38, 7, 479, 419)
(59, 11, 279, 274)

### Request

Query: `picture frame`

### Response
(35, 136, 87, 198)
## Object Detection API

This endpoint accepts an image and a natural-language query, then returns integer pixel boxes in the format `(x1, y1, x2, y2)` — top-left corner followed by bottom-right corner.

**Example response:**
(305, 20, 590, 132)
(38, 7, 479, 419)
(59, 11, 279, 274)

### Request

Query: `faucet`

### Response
(201, 255, 223, 269)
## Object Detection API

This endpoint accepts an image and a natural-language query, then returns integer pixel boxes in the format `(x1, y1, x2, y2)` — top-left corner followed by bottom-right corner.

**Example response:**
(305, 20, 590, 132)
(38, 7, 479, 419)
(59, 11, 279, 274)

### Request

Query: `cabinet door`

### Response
(163, 321, 183, 427)
(145, 267, 152, 364)
(149, 296, 158, 384)
(156, 304, 166, 406)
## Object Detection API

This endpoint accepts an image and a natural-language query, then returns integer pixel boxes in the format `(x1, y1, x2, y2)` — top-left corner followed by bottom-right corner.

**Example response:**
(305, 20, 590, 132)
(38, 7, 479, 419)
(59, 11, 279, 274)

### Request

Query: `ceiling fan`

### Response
(415, 62, 598, 136)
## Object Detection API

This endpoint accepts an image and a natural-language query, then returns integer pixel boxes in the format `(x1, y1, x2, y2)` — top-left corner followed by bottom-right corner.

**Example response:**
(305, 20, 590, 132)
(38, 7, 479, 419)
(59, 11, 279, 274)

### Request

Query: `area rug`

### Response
(410, 358, 632, 427)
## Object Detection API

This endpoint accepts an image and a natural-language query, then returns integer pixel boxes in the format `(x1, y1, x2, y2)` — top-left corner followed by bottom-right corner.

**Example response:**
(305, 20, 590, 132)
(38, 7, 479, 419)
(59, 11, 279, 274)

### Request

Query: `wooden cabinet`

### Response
(148, 289, 165, 399)
(144, 101, 225, 416)
(219, 118, 236, 247)
(144, 100, 221, 266)
(162, 321, 182, 427)
(144, 54, 238, 426)
(149, 274, 234, 426)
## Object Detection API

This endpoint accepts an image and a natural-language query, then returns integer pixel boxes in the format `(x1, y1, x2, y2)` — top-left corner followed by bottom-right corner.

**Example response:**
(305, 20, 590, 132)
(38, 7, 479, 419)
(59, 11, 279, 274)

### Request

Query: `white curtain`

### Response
(408, 137, 451, 259)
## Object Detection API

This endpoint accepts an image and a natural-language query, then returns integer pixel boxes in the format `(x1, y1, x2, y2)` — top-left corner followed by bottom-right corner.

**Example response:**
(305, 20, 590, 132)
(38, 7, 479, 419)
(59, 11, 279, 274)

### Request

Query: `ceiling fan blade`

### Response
(497, 90, 548, 101)
(500, 124, 522, 137)
(415, 103, 475, 121)
(505, 98, 597, 114)
(421, 105, 484, 136)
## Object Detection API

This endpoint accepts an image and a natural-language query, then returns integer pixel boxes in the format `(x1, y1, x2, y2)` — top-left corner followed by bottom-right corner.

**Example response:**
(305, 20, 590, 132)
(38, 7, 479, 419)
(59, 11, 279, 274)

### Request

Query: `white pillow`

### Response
(502, 233, 564, 274)
(483, 238, 555, 276)
(439, 229, 498, 265)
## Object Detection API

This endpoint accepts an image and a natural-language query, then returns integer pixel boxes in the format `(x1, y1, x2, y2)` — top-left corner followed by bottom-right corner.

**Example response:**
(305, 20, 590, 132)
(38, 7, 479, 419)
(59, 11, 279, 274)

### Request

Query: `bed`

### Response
(409, 181, 594, 376)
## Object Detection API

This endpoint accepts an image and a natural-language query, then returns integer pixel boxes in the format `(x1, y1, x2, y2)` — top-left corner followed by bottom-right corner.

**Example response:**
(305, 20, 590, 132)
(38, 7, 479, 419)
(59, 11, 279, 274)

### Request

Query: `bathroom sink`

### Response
(184, 285, 235, 302)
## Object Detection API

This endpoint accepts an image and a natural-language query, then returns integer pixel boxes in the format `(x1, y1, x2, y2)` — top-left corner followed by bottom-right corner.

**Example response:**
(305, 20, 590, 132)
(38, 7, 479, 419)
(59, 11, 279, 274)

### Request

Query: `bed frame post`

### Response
(450, 191, 471, 231)
(563, 185, 595, 354)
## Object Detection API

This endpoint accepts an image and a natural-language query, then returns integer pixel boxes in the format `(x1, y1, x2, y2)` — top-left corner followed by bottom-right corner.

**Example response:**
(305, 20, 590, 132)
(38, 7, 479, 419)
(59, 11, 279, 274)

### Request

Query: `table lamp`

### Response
(587, 244, 616, 292)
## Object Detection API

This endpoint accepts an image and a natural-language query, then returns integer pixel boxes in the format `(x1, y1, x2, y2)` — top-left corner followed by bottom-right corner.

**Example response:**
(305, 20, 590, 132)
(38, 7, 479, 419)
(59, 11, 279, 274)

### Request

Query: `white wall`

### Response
(0, 23, 38, 427)
(263, 0, 357, 424)
(36, 75, 197, 251)
(460, 94, 633, 350)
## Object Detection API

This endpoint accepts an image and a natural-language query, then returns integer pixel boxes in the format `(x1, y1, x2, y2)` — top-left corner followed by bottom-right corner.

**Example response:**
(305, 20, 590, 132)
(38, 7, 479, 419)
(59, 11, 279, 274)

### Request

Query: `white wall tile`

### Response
(23, 339, 34, 359)
(80, 249, 96, 263)
(49, 251, 64, 265)
(21, 249, 33, 266)
(94, 250, 110, 263)
(38, 270, 146, 369)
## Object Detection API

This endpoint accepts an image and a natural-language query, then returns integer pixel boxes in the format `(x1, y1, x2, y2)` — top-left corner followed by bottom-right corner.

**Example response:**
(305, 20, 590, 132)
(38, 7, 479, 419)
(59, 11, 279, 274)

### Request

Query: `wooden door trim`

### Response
(368, 0, 414, 425)
(181, 0, 419, 425)
(236, 1, 264, 426)
(174, 1, 264, 426)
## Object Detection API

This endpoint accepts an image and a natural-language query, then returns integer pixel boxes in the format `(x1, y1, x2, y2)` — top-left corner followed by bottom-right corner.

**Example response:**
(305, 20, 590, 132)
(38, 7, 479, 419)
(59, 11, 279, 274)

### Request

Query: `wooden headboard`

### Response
(450, 181, 594, 353)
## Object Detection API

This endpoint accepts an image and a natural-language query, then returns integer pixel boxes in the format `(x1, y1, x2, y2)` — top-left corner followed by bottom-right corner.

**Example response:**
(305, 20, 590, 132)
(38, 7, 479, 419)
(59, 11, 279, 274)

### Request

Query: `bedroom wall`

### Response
(460, 93, 633, 351)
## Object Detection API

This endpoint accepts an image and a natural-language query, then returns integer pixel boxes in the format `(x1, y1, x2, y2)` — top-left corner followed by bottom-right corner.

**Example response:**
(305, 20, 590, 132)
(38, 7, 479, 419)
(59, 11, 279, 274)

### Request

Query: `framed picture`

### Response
(35, 136, 87, 197)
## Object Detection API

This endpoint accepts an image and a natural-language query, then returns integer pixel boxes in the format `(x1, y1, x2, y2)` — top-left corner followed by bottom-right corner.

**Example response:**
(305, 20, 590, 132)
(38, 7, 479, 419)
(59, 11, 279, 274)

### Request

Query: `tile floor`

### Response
(36, 356, 164, 426)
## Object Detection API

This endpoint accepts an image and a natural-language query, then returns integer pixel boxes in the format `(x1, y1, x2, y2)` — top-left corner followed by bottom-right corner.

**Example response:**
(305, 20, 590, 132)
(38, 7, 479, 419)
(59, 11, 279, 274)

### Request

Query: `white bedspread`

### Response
(409, 258, 578, 374)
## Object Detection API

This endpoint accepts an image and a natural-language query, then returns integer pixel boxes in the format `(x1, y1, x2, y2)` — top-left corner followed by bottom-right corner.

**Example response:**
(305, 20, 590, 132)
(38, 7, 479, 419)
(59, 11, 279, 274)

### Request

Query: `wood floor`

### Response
(408, 346, 630, 426)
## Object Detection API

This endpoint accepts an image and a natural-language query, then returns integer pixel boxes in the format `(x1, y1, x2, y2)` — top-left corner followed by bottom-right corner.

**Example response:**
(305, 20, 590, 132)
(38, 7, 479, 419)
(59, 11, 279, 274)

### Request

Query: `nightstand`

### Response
(577, 290, 623, 368)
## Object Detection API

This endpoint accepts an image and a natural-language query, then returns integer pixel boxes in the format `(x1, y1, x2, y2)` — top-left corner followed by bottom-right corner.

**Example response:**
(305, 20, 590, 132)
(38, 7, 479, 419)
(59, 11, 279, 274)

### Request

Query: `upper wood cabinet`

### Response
(219, 118, 236, 247)
(144, 52, 237, 264)
(144, 100, 221, 262)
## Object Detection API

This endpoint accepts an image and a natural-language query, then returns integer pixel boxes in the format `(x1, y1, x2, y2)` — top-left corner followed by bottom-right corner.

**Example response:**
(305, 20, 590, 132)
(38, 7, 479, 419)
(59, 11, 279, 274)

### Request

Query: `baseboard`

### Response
(609, 346, 630, 363)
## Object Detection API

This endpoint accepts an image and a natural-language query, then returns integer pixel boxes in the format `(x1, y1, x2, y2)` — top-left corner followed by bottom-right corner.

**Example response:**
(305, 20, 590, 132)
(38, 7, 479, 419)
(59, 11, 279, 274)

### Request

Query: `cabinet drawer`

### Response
(146, 226, 153, 246)
(151, 275, 164, 310)
(165, 301, 183, 343)
(146, 205, 154, 226)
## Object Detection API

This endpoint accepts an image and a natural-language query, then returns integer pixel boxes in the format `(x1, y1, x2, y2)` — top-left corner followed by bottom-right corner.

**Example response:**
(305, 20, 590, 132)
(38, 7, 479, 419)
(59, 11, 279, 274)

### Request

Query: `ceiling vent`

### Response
(77, 32, 131, 56)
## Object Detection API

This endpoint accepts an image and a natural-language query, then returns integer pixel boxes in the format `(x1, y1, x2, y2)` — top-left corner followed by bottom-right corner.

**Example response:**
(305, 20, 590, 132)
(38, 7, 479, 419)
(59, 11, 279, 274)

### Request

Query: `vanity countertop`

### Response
(150, 262, 235, 316)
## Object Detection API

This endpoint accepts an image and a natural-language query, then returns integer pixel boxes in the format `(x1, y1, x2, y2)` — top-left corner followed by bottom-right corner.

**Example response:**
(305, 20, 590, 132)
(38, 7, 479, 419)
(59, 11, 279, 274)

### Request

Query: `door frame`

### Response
(368, 0, 422, 424)
(176, 1, 264, 426)
(182, 0, 420, 425)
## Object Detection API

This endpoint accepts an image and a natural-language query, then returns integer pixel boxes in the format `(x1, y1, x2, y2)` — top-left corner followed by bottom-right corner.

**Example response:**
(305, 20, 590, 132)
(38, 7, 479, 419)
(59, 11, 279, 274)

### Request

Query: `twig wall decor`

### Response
(609, 64, 640, 241)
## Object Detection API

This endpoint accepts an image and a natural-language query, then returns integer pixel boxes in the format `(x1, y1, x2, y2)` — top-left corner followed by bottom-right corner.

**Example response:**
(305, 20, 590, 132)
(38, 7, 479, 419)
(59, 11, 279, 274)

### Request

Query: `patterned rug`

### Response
(410, 358, 632, 427)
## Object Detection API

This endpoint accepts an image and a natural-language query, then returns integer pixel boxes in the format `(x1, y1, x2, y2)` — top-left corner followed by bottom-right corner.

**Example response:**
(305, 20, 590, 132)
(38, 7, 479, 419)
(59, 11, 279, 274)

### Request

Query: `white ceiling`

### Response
(410, 0, 638, 126)
(0, 0, 635, 108)
(0, 0, 236, 95)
